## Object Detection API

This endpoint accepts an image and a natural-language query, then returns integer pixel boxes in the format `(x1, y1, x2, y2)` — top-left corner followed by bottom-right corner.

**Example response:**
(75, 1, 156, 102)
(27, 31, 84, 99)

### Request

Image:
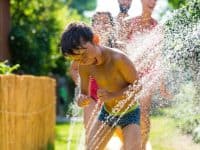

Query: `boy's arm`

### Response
(69, 61, 79, 85)
(79, 66, 89, 95)
(76, 66, 93, 107)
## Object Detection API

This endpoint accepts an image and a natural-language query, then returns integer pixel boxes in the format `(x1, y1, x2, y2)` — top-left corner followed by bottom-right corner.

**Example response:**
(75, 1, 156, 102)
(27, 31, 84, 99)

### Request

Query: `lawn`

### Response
(150, 111, 200, 150)
(55, 111, 200, 150)
(55, 122, 84, 150)
(150, 116, 178, 150)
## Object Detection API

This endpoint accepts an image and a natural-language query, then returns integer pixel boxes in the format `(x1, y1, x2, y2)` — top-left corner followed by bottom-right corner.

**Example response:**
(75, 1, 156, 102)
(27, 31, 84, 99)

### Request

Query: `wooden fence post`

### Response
(0, 75, 56, 150)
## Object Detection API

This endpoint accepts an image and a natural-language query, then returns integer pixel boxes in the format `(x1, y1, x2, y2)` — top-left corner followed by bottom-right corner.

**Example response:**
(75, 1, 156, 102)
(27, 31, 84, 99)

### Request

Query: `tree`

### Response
(164, 0, 200, 142)
(0, 0, 10, 61)
(9, 0, 87, 113)
(168, 0, 186, 9)
(9, 0, 83, 75)
(164, 0, 200, 71)
(68, 0, 97, 15)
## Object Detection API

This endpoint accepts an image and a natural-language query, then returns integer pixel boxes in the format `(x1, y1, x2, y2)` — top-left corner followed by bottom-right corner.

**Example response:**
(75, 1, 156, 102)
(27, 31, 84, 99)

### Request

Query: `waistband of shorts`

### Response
(103, 102, 139, 116)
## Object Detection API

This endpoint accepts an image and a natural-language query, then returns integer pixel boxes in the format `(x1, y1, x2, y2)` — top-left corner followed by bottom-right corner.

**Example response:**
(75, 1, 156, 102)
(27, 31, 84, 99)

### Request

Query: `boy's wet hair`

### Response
(61, 22, 93, 55)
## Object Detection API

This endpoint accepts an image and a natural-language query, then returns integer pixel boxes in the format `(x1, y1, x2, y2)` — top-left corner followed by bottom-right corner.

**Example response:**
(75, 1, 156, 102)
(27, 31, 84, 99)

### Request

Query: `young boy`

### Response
(61, 22, 141, 150)
(69, 12, 117, 128)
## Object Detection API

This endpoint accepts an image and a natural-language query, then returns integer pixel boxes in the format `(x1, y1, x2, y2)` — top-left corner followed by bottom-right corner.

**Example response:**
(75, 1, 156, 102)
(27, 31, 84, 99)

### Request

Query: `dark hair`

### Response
(92, 12, 115, 27)
(61, 22, 93, 55)
(119, 5, 130, 14)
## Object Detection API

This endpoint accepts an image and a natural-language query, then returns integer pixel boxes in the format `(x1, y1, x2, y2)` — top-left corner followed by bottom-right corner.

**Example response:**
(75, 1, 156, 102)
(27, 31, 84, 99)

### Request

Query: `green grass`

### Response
(150, 116, 177, 150)
(55, 122, 84, 150)
(150, 108, 200, 150)
(55, 117, 178, 150)
(55, 109, 200, 150)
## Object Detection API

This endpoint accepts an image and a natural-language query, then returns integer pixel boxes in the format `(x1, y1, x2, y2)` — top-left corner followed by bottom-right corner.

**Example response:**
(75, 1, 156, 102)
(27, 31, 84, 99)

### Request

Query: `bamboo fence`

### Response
(0, 75, 56, 150)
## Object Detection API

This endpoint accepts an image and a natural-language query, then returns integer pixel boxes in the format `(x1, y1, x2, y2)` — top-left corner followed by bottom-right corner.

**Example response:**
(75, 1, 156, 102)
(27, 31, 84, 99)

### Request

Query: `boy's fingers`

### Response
(82, 99, 90, 106)
(97, 89, 106, 97)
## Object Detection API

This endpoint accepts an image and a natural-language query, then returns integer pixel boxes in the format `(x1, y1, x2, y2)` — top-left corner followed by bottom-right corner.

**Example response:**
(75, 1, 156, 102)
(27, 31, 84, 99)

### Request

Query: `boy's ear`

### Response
(92, 34, 100, 45)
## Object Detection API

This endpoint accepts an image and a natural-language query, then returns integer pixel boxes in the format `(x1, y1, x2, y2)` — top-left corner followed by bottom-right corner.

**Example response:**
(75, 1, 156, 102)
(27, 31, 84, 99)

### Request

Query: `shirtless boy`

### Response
(61, 22, 142, 150)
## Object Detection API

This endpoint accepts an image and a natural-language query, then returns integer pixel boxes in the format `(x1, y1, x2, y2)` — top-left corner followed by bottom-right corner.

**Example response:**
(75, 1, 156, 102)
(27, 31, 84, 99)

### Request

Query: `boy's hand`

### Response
(97, 89, 113, 103)
(77, 94, 93, 107)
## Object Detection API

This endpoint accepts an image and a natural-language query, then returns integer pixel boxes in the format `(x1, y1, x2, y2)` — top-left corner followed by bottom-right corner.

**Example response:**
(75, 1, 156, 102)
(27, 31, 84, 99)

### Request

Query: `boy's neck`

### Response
(95, 46, 106, 65)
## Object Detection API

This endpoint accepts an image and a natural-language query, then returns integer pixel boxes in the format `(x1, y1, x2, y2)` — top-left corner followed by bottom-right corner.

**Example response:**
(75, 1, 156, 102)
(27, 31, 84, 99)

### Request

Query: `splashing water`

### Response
(162, 0, 200, 113)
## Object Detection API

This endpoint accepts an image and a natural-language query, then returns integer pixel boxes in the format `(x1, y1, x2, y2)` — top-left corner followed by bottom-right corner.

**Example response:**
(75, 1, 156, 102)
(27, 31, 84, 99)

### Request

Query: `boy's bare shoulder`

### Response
(109, 48, 129, 62)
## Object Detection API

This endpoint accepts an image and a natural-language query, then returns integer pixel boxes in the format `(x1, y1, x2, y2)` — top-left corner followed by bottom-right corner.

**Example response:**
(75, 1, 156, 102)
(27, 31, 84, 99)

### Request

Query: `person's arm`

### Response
(159, 79, 173, 99)
(69, 61, 79, 85)
(97, 54, 141, 103)
(76, 66, 93, 107)
(127, 17, 138, 40)
(155, 25, 172, 100)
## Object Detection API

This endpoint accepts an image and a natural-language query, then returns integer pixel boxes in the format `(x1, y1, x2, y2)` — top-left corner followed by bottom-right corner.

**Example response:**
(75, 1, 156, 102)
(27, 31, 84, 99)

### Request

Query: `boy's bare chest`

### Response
(89, 64, 125, 91)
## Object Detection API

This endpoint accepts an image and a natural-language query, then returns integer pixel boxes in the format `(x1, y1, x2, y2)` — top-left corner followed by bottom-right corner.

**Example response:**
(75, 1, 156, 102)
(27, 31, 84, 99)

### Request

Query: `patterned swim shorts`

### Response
(98, 104, 140, 128)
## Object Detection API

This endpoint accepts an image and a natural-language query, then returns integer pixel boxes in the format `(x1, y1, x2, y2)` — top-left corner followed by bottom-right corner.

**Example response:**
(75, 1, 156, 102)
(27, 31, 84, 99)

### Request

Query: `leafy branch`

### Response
(0, 61, 20, 74)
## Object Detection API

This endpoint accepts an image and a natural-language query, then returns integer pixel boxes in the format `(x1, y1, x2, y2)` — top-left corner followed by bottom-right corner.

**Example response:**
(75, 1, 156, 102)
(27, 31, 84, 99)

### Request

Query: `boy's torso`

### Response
(80, 48, 136, 111)
(86, 49, 128, 92)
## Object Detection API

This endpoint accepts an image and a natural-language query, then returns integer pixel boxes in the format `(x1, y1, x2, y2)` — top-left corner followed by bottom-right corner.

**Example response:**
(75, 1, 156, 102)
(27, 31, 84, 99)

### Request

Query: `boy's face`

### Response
(141, 0, 157, 13)
(66, 42, 97, 65)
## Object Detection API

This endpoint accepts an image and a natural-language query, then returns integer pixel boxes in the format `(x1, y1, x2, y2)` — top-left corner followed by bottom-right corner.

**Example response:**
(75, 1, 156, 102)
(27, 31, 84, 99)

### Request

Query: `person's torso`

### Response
(88, 49, 136, 111)
(89, 50, 128, 94)
(115, 14, 133, 52)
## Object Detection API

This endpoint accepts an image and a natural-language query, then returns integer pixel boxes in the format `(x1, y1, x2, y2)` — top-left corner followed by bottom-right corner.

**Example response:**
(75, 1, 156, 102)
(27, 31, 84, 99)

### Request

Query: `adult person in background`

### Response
(115, 0, 133, 52)
(92, 12, 116, 48)
(127, 0, 172, 149)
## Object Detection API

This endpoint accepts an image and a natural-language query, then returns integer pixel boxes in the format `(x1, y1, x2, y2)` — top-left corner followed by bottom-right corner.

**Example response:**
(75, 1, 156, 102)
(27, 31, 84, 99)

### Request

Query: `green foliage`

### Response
(177, 115, 200, 143)
(193, 126, 200, 143)
(9, 0, 85, 75)
(52, 56, 70, 76)
(171, 82, 200, 143)
(179, 115, 200, 134)
(0, 61, 20, 74)
(164, 0, 200, 73)
(166, 0, 200, 28)
(47, 142, 54, 150)
(9, 0, 89, 113)
(168, 0, 186, 9)
(68, 0, 97, 14)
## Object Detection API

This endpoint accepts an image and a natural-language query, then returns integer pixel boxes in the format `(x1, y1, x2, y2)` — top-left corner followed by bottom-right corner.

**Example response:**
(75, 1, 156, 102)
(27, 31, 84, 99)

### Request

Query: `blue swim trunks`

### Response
(98, 104, 140, 128)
